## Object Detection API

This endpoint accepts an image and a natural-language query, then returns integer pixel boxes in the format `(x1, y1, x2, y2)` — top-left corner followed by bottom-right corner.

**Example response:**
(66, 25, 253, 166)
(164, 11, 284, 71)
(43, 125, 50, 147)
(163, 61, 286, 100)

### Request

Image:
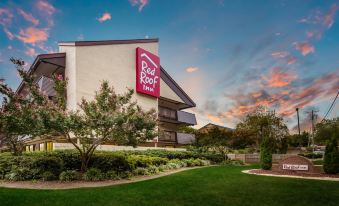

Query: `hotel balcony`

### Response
(158, 131, 196, 145)
(37, 76, 56, 100)
(158, 107, 197, 125)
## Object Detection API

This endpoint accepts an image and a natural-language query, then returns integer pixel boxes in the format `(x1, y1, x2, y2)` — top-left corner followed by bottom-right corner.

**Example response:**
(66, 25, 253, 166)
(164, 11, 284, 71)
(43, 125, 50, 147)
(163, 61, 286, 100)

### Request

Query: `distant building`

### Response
(198, 123, 233, 133)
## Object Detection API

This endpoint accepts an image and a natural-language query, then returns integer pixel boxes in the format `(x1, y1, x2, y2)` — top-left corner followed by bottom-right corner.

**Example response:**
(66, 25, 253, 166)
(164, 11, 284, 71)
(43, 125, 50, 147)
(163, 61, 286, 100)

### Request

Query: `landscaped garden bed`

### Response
(245, 169, 339, 180)
(0, 150, 222, 183)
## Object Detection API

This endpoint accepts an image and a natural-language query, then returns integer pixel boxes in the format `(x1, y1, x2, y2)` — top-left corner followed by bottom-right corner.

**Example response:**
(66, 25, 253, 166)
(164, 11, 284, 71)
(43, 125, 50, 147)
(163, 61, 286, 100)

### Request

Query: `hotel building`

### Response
(17, 39, 197, 151)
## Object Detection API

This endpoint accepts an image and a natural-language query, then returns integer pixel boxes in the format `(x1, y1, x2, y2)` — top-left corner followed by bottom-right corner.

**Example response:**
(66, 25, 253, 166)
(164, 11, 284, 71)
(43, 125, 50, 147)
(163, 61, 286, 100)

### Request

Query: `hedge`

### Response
(0, 149, 218, 181)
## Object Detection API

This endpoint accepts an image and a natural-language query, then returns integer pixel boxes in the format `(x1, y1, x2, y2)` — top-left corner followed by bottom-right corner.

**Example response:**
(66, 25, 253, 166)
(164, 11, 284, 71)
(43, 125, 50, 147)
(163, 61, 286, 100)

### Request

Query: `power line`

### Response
(322, 91, 339, 121)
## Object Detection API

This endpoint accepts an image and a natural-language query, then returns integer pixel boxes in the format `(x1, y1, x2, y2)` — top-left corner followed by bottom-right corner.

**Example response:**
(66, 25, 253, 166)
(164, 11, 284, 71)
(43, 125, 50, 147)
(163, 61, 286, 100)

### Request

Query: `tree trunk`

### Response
(80, 154, 90, 173)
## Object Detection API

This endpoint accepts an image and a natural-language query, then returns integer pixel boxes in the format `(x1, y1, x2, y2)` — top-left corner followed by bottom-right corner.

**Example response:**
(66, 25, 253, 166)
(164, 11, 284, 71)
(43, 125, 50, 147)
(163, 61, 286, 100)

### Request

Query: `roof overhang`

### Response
(58, 38, 159, 47)
(160, 66, 196, 109)
(16, 53, 66, 94)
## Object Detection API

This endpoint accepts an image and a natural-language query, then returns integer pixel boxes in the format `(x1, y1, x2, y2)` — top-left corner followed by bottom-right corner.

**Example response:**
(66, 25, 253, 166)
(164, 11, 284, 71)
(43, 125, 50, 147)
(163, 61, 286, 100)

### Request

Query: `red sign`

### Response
(136, 47, 160, 97)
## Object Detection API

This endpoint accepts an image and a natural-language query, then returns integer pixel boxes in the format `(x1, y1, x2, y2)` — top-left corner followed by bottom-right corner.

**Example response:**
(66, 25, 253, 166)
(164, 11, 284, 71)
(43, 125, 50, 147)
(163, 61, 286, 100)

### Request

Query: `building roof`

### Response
(15, 42, 196, 109)
(198, 123, 233, 131)
(58, 38, 159, 46)
(16, 53, 66, 94)
(160, 66, 196, 109)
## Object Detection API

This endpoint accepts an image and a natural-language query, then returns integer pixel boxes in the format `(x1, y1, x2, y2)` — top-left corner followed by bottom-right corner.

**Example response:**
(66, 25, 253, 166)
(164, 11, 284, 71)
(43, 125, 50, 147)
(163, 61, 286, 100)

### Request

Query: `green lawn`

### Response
(1, 165, 339, 206)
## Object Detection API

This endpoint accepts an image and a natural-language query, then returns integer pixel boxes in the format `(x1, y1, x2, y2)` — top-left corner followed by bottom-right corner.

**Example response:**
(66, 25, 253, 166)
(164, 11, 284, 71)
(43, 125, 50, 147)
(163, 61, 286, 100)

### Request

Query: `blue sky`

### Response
(0, 0, 338, 131)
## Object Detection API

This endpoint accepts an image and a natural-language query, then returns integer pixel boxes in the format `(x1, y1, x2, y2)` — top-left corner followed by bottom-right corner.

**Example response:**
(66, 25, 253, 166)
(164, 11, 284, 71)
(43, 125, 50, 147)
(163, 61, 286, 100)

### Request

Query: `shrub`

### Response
(133, 167, 150, 176)
(167, 163, 181, 169)
(158, 165, 167, 172)
(41, 171, 57, 181)
(52, 150, 81, 170)
(118, 171, 133, 179)
(183, 158, 203, 167)
(299, 153, 323, 159)
(32, 157, 63, 176)
(222, 159, 244, 166)
(5, 167, 32, 181)
(59, 170, 81, 181)
(147, 165, 159, 174)
(90, 153, 132, 172)
(323, 137, 339, 174)
(104, 170, 119, 180)
(83, 168, 103, 181)
(260, 137, 272, 170)
(127, 155, 168, 168)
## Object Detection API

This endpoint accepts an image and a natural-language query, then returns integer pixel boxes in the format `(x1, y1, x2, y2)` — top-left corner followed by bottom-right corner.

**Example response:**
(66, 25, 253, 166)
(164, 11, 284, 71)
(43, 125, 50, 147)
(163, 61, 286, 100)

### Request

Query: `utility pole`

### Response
(296, 108, 301, 136)
(306, 110, 318, 151)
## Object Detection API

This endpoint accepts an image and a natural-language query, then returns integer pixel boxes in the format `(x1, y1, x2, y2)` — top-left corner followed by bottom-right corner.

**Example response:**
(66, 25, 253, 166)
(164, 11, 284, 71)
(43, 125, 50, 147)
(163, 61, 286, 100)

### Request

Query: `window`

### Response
(47, 142, 53, 152)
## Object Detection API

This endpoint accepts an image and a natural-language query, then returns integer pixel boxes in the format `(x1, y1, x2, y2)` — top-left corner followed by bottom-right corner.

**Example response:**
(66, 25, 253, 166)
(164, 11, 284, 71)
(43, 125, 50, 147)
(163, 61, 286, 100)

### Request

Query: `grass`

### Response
(1, 165, 339, 206)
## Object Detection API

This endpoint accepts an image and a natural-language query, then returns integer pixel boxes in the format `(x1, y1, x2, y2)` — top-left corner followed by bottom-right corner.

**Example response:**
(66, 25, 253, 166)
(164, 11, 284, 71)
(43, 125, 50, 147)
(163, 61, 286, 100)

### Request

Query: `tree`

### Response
(323, 135, 339, 174)
(260, 136, 272, 170)
(0, 59, 47, 155)
(43, 80, 157, 172)
(196, 127, 232, 160)
(315, 118, 339, 145)
(287, 131, 309, 147)
(1, 58, 157, 170)
(231, 128, 256, 149)
(234, 106, 289, 153)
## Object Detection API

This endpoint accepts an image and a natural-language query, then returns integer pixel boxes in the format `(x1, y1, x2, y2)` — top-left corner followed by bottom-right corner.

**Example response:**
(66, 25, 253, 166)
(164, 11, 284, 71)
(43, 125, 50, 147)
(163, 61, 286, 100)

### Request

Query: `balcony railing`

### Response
(159, 107, 197, 125)
(177, 111, 197, 125)
(176, 132, 195, 145)
(158, 131, 176, 142)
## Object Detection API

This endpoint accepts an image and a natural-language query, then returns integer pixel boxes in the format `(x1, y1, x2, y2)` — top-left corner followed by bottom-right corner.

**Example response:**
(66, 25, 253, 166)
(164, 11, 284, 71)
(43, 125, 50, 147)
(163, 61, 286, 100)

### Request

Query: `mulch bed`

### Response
(249, 169, 339, 178)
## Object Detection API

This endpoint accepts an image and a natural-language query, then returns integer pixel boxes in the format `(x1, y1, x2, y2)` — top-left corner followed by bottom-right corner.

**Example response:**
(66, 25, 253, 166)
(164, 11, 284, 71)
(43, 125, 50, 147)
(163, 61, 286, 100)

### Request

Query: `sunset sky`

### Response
(0, 0, 338, 131)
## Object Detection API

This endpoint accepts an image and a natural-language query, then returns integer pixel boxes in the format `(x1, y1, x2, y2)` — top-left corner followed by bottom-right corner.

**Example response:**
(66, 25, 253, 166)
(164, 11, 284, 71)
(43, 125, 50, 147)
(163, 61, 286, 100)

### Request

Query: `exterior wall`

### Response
(59, 46, 77, 111)
(60, 42, 159, 112)
(52, 142, 186, 151)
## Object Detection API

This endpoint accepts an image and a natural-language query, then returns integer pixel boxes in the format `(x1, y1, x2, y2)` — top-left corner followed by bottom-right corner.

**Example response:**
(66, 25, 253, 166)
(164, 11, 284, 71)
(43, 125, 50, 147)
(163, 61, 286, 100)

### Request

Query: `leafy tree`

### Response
(260, 136, 272, 170)
(43, 81, 157, 172)
(315, 118, 339, 145)
(287, 132, 309, 147)
(235, 106, 289, 153)
(0, 59, 47, 155)
(323, 135, 339, 174)
(196, 127, 232, 160)
(231, 129, 256, 149)
(178, 126, 197, 135)
(1, 59, 157, 171)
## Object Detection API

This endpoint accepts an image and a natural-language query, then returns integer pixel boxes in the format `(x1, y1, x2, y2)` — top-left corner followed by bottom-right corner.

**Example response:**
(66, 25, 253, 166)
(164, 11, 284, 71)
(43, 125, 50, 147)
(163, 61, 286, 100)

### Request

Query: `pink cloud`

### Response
(306, 30, 322, 40)
(97, 12, 111, 22)
(262, 67, 297, 88)
(186, 67, 199, 73)
(17, 8, 39, 26)
(3, 28, 14, 40)
(0, 8, 13, 26)
(129, 0, 149, 12)
(36, 0, 56, 16)
(286, 56, 297, 65)
(294, 42, 315, 56)
(323, 4, 338, 28)
(271, 51, 289, 58)
(16, 27, 48, 44)
(25, 47, 37, 56)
